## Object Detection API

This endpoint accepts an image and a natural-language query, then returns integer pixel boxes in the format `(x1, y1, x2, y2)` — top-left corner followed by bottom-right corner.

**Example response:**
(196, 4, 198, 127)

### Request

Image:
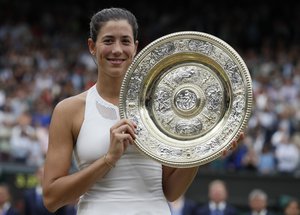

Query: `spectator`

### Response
(283, 198, 300, 215)
(245, 189, 274, 215)
(241, 146, 258, 171)
(195, 179, 238, 215)
(274, 134, 300, 174)
(9, 112, 35, 163)
(257, 144, 276, 175)
(0, 103, 16, 161)
(224, 140, 248, 171)
(271, 123, 289, 148)
(9, 111, 44, 166)
(0, 183, 21, 215)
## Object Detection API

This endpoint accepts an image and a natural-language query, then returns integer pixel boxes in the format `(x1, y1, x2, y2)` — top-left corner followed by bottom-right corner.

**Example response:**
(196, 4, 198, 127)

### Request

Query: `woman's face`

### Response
(0, 186, 9, 205)
(250, 197, 266, 211)
(209, 183, 227, 203)
(89, 20, 138, 78)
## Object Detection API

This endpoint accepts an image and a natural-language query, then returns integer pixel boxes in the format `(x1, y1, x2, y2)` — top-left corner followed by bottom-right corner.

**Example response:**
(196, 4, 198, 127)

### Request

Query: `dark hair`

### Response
(90, 7, 138, 42)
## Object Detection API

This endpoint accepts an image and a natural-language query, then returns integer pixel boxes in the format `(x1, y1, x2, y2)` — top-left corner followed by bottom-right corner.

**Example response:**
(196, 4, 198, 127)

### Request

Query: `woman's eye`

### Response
(122, 40, 131, 45)
(103, 39, 113, 44)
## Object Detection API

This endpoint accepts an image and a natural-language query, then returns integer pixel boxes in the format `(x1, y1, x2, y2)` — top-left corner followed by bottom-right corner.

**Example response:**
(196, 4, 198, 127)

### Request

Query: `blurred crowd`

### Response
(1, 176, 299, 215)
(0, 1, 300, 215)
(0, 1, 300, 175)
(169, 179, 300, 215)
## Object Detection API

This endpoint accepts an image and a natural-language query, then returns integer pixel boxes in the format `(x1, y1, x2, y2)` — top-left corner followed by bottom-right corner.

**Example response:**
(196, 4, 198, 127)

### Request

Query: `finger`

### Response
(230, 139, 238, 150)
(222, 146, 231, 156)
(112, 119, 137, 130)
(222, 150, 227, 157)
(129, 119, 137, 128)
(111, 124, 136, 139)
(121, 119, 136, 129)
(222, 139, 238, 157)
(221, 132, 245, 157)
(239, 132, 245, 141)
(121, 133, 135, 144)
(119, 124, 136, 139)
(113, 131, 135, 145)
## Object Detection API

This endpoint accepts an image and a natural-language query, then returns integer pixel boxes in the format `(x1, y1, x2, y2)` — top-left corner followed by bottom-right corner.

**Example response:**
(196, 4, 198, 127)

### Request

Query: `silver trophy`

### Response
(119, 31, 253, 168)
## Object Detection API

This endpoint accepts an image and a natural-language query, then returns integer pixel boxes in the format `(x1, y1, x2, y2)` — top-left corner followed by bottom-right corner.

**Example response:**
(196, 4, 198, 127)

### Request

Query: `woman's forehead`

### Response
(99, 20, 133, 37)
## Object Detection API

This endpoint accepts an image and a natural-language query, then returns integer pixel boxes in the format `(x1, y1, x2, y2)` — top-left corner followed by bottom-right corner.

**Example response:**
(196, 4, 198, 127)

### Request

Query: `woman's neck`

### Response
(96, 78, 122, 105)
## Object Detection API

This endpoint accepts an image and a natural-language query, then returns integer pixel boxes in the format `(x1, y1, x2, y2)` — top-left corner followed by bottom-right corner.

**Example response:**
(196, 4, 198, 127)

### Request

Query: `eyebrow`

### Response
(102, 35, 133, 40)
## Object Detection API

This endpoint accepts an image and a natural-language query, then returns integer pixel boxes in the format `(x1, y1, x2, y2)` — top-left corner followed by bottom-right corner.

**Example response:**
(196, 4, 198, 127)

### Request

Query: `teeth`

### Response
(110, 59, 123, 63)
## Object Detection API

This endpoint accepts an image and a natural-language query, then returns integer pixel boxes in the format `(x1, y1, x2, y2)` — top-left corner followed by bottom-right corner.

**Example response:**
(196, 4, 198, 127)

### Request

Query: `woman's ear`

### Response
(133, 40, 139, 58)
(88, 38, 96, 55)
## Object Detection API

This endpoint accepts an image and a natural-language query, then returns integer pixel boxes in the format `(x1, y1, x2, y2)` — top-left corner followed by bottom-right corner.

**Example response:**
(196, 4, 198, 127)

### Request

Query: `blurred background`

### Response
(0, 0, 299, 214)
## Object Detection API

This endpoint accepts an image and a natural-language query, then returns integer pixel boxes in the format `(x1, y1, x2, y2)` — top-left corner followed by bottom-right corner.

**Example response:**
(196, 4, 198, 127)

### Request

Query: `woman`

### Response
(43, 7, 242, 215)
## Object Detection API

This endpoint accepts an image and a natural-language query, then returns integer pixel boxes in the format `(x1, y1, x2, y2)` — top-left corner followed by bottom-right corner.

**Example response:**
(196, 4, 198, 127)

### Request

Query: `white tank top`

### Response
(73, 85, 171, 215)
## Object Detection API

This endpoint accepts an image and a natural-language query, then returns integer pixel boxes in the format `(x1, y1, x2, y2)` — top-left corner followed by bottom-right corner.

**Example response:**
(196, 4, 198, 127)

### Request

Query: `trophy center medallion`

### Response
(174, 88, 198, 113)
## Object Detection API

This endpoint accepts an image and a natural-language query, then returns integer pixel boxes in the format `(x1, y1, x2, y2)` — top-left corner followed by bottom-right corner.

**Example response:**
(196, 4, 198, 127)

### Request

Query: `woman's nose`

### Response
(112, 41, 122, 55)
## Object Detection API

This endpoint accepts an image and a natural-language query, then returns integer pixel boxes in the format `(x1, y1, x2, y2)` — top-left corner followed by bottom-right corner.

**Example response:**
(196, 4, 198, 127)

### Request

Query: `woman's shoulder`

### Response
(53, 92, 87, 115)
(50, 92, 88, 133)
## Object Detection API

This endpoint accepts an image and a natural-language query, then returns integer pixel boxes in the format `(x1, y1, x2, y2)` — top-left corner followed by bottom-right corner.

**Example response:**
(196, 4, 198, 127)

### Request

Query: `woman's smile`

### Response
(108, 58, 126, 65)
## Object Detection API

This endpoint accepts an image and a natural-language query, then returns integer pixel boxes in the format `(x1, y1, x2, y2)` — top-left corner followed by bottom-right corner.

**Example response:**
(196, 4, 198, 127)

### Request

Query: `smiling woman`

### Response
(41, 7, 243, 215)
(41, 8, 173, 215)
(88, 19, 138, 79)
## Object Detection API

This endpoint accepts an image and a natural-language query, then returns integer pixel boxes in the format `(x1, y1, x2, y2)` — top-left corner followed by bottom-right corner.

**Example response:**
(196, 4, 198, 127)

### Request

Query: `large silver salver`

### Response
(119, 31, 253, 168)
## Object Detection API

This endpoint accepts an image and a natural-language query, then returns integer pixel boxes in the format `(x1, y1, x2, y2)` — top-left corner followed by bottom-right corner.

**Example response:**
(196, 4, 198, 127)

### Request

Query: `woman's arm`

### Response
(43, 94, 136, 212)
(162, 166, 199, 202)
(42, 96, 114, 212)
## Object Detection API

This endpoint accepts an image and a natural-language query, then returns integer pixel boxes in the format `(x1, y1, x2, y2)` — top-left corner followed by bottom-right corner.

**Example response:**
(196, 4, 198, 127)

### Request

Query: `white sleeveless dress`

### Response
(73, 85, 171, 215)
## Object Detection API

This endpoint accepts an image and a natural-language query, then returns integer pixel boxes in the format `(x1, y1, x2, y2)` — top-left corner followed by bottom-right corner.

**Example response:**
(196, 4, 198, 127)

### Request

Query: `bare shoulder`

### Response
(55, 92, 87, 111)
(51, 92, 87, 134)
(54, 92, 87, 114)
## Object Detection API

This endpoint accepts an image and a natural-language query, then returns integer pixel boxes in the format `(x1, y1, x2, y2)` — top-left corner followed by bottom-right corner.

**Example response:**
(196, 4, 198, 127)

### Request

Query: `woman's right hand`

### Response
(107, 119, 137, 163)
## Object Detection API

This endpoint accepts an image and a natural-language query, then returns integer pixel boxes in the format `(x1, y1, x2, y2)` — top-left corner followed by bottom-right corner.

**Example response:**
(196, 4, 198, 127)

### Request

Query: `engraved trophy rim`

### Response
(119, 31, 253, 168)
